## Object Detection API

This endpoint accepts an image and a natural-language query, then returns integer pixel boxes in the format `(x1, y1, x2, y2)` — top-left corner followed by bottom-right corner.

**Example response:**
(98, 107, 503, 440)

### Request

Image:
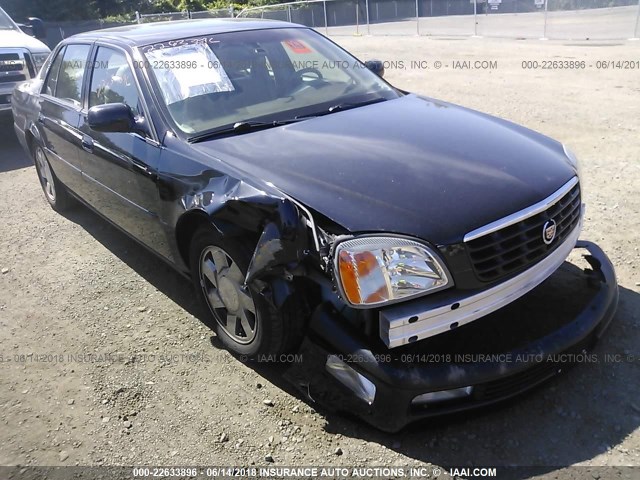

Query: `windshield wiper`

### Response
(188, 118, 310, 143)
(297, 97, 388, 119)
(188, 98, 388, 142)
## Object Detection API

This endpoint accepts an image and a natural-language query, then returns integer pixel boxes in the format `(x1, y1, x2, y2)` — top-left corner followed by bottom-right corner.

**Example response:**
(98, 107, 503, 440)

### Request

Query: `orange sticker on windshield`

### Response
(283, 40, 312, 54)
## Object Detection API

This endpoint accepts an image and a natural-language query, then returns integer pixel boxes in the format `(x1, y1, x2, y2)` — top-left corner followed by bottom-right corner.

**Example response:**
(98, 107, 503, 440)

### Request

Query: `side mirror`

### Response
(365, 60, 385, 78)
(88, 103, 136, 133)
(26, 17, 46, 41)
(18, 24, 34, 37)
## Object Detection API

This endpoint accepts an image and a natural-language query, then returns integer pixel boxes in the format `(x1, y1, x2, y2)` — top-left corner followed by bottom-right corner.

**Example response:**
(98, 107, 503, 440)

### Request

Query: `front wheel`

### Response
(189, 227, 306, 357)
(33, 145, 72, 212)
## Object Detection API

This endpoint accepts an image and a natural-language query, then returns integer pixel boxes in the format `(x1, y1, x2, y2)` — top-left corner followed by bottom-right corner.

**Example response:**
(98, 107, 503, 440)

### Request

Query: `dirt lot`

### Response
(1, 36, 639, 478)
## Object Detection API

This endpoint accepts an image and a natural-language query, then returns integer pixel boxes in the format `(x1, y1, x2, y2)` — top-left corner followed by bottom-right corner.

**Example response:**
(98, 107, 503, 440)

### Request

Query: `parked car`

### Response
(11, 19, 618, 431)
(0, 6, 49, 113)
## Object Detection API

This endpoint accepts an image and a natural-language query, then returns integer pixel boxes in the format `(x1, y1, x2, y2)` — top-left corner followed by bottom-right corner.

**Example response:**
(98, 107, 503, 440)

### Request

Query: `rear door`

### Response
(38, 44, 91, 196)
(77, 45, 169, 257)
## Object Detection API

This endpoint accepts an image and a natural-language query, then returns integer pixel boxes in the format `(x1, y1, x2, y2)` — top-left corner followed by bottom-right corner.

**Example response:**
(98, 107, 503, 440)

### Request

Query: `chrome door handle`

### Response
(81, 135, 94, 153)
(131, 162, 152, 176)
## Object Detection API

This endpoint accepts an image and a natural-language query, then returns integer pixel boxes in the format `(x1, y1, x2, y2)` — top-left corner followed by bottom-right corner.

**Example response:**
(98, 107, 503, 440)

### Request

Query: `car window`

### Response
(89, 47, 141, 116)
(142, 28, 399, 135)
(280, 39, 351, 84)
(55, 44, 91, 107)
(43, 47, 65, 97)
(0, 7, 18, 30)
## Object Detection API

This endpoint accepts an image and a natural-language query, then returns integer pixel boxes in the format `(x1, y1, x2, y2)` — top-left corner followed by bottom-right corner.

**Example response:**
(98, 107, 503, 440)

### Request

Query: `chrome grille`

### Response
(465, 180, 581, 283)
(0, 49, 31, 84)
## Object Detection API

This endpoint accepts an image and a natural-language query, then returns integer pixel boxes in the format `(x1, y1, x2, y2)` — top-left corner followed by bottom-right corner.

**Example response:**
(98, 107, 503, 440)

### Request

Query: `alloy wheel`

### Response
(199, 246, 258, 345)
(35, 148, 56, 202)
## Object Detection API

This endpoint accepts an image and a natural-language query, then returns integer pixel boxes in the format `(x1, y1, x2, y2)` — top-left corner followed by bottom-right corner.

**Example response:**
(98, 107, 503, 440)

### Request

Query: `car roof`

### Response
(67, 18, 304, 47)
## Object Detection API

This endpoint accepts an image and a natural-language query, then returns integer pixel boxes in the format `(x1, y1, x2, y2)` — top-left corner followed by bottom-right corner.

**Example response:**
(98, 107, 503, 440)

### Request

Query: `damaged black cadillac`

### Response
(12, 19, 618, 431)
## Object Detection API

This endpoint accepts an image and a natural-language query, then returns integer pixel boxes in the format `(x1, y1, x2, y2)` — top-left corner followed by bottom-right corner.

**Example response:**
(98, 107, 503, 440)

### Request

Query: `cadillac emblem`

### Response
(542, 219, 557, 245)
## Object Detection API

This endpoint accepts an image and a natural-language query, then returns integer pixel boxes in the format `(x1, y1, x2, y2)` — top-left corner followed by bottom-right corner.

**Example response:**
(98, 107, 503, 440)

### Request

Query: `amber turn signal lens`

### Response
(338, 250, 361, 304)
(339, 250, 387, 304)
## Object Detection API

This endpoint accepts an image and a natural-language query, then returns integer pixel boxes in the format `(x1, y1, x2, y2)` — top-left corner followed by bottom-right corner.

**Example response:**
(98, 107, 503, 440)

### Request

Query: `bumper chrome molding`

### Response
(380, 220, 582, 348)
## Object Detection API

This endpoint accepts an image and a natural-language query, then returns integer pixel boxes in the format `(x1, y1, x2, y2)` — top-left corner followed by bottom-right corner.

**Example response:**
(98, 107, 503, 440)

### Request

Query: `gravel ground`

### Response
(0, 36, 639, 478)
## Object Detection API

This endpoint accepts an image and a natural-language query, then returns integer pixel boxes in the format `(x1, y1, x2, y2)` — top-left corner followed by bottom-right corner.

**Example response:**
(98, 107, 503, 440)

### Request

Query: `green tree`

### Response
(2, 0, 294, 21)
(3, 0, 99, 22)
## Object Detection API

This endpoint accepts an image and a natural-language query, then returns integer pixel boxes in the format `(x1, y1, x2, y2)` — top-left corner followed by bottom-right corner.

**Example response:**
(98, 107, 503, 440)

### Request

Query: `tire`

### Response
(189, 227, 307, 358)
(33, 144, 73, 212)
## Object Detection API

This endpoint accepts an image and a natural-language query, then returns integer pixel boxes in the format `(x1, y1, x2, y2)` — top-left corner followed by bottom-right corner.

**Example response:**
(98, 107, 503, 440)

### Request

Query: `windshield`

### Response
(141, 28, 399, 136)
(0, 7, 18, 30)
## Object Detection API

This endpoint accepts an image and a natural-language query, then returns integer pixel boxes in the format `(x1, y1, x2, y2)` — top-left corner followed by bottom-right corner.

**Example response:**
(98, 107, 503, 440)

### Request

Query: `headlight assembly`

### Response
(334, 236, 451, 307)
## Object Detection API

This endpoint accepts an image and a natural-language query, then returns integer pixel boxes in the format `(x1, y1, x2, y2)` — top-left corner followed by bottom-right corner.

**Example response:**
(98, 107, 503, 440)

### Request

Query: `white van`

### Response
(0, 6, 50, 112)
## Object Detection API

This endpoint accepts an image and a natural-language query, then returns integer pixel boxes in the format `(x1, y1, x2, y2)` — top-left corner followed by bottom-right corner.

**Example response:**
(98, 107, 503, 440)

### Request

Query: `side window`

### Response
(43, 46, 65, 96)
(55, 44, 91, 106)
(89, 47, 141, 116)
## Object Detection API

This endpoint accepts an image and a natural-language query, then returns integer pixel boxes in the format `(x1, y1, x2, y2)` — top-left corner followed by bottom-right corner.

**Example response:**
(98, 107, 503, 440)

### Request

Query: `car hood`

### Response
(0, 29, 49, 51)
(193, 94, 575, 245)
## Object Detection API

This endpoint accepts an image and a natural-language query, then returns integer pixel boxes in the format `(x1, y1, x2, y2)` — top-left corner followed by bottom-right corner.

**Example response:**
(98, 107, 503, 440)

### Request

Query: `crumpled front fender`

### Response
(245, 201, 309, 284)
(176, 175, 311, 287)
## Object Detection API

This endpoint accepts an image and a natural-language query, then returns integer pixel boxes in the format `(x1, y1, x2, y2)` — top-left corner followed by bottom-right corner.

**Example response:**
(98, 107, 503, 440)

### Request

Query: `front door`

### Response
(77, 46, 169, 257)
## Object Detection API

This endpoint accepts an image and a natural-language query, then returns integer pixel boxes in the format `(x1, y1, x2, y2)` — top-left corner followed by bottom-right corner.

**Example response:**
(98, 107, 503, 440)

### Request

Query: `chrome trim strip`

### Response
(44, 147, 81, 173)
(58, 118, 84, 141)
(463, 176, 579, 242)
(82, 171, 156, 217)
(380, 222, 582, 349)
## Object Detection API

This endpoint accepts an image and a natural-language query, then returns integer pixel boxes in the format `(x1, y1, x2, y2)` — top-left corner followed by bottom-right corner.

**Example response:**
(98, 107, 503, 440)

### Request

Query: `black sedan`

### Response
(11, 19, 618, 431)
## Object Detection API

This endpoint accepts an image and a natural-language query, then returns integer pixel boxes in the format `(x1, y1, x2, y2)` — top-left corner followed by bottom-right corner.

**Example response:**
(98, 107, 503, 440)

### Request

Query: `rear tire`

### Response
(189, 226, 306, 357)
(33, 144, 72, 212)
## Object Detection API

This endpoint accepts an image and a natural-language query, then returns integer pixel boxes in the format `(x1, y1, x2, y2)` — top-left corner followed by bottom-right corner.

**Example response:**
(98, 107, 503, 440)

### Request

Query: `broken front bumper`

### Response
(294, 240, 618, 432)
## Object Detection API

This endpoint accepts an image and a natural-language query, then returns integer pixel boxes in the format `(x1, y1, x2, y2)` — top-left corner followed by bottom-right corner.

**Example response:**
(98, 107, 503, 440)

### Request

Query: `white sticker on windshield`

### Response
(145, 43, 234, 105)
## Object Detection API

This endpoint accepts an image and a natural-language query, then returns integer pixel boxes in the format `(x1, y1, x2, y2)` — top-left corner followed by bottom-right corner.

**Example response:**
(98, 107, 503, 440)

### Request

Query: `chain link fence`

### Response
(136, 8, 234, 23)
(191, 8, 236, 19)
(40, 0, 640, 48)
(136, 11, 190, 23)
(237, 0, 640, 39)
(41, 20, 131, 48)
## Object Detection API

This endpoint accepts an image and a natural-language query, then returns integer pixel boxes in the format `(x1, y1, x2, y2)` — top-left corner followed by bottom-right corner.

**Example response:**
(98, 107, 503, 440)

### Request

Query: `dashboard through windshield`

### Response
(140, 27, 399, 136)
